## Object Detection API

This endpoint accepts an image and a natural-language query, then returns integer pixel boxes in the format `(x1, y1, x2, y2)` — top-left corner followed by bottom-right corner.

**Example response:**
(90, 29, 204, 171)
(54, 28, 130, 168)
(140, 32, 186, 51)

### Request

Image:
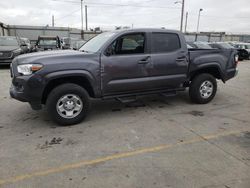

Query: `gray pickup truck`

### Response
(10, 29, 238, 125)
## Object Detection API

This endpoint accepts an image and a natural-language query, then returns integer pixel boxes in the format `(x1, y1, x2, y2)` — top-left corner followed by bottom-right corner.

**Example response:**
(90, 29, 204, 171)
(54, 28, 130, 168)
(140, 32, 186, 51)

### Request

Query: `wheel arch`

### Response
(189, 65, 225, 82)
(42, 70, 99, 104)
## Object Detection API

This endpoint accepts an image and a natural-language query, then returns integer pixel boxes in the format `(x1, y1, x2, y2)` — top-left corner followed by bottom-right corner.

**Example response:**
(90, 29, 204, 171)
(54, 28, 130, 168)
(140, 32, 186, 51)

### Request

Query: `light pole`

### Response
(85, 5, 88, 31)
(52, 15, 55, 27)
(184, 12, 188, 33)
(81, 0, 83, 32)
(196, 8, 203, 33)
(175, 0, 185, 32)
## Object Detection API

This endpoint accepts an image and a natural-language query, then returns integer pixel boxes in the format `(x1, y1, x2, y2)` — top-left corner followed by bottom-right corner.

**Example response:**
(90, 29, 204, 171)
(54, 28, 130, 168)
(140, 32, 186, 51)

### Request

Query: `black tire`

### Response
(189, 73, 217, 104)
(46, 83, 90, 126)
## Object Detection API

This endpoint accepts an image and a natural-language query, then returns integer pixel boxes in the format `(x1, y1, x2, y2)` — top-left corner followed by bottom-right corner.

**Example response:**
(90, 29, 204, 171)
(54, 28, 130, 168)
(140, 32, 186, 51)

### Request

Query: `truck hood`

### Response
(12, 50, 100, 76)
(14, 50, 98, 65)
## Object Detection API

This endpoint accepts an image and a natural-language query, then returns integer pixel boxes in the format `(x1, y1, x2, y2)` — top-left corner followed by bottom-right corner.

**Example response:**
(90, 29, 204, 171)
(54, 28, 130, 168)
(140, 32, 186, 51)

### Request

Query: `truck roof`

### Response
(38, 36, 59, 39)
(112, 28, 181, 34)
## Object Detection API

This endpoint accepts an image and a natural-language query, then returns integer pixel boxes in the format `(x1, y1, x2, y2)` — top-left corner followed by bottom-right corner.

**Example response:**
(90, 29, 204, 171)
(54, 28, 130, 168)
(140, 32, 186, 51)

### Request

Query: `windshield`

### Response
(38, 39, 57, 46)
(79, 32, 115, 53)
(194, 42, 212, 49)
(218, 43, 234, 49)
(0, 37, 19, 46)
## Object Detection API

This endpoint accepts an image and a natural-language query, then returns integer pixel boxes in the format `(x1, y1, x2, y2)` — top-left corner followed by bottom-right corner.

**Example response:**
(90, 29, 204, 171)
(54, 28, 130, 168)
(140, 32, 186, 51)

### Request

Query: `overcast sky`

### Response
(0, 0, 249, 33)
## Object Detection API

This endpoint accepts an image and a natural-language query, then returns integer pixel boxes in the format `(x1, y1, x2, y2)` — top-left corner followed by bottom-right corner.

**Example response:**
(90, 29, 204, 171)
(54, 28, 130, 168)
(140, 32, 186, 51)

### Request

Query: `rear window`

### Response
(152, 33, 181, 53)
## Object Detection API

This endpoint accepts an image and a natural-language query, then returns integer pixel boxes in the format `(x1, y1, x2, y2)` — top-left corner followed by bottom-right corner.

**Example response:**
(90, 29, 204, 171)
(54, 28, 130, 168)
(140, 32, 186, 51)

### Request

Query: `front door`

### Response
(101, 32, 152, 96)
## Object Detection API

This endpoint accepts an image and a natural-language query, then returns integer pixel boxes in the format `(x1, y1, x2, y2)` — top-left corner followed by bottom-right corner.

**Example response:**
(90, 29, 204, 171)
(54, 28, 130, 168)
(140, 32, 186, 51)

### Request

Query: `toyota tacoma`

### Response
(10, 29, 238, 125)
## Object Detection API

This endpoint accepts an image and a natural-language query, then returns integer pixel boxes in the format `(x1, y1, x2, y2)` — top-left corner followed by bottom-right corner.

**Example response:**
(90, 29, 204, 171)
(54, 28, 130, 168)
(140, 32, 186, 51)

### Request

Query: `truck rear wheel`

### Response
(46, 83, 90, 126)
(189, 73, 217, 104)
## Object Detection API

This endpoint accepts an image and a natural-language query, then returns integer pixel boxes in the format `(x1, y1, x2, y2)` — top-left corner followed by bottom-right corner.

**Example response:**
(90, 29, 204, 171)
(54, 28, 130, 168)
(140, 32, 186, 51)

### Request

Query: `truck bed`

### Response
(188, 48, 237, 81)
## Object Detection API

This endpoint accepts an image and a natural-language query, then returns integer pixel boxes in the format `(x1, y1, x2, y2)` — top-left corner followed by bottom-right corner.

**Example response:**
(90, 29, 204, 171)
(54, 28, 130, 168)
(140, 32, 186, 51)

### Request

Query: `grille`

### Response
(0, 51, 13, 59)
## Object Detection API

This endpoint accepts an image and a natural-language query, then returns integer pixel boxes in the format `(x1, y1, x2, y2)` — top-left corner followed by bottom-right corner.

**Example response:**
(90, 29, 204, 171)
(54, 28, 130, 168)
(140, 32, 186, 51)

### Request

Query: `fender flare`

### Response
(43, 70, 100, 97)
(189, 62, 226, 82)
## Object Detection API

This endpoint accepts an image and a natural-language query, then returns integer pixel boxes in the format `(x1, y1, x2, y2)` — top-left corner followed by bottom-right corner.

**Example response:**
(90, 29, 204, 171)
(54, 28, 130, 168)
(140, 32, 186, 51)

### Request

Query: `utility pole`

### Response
(196, 8, 203, 33)
(85, 5, 88, 31)
(52, 15, 55, 27)
(81, 0, 84, 38)
(180, 0, 185, 32)
(184, 12, 188, 33)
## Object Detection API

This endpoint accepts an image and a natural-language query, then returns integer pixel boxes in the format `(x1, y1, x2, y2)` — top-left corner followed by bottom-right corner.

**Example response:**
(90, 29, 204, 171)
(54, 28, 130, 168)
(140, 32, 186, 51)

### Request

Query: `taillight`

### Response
(235, 55, 239, 66)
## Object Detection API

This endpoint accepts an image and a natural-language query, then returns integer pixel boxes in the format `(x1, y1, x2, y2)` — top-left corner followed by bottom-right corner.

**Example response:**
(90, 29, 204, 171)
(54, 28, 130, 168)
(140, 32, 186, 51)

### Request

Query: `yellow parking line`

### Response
(0, 129, 248, 186)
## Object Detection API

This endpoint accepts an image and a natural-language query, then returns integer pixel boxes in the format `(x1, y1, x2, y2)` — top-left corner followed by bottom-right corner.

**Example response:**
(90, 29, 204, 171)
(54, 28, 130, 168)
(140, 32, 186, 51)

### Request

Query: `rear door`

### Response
(149, 32, 189, 89)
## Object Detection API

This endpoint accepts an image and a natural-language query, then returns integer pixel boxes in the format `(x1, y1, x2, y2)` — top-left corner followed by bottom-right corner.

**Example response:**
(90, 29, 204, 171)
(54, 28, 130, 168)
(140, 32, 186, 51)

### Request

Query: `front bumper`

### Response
(10, 84, 28, 102)
(9, 67, 45, 110)
(10, 82, 43, 110)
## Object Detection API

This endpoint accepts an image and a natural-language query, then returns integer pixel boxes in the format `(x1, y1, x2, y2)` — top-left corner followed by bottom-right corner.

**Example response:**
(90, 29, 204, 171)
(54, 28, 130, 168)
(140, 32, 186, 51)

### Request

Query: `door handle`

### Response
(138, 56, 151, 64)
(138, 60, 149, 64)
(176, 56, 187, 61)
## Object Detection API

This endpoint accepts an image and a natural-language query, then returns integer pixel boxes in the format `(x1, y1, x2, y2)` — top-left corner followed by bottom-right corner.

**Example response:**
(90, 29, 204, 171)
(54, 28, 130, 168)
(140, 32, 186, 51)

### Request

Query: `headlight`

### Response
(13, 48, 22, 55)
(17, 64, 43, 75)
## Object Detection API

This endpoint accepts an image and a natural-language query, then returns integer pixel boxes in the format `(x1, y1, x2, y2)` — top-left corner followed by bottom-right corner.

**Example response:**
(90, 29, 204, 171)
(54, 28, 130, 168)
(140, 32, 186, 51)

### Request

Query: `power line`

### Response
(54, 8, 80, 21)
(203, 15, 250, 19)
(187, 13, 250, 20)
(51, 0, 181, 9)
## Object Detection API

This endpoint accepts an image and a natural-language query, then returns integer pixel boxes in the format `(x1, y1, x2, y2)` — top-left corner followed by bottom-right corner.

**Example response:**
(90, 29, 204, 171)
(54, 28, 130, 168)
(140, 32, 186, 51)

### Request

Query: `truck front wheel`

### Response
(189, 73, 217, 104)
(46, 83, 90, 125)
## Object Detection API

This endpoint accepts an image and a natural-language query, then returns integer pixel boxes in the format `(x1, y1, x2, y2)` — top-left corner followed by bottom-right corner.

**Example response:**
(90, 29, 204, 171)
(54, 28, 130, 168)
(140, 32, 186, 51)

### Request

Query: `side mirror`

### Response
(105, 46, 114, 56)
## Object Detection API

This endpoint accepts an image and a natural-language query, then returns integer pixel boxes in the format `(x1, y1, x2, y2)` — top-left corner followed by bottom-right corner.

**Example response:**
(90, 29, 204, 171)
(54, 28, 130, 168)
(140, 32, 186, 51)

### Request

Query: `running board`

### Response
(102, 88, 184, 100)
(160, 91, 177, 97)
(116, 96, 137, 103)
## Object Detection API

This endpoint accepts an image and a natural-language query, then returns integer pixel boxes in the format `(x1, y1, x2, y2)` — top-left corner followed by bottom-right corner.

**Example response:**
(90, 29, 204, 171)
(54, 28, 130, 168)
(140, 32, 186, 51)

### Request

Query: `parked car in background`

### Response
(187, 41, 213, 49)
(0, 36, 23, 65)
(10, 28, 238, 125)
(61, 37, 86, 50)
(233, 43, 250, 60)
(20, 38, 32, 53)
(75, 40, 86, 50)
(187, 44, 194, 49)
(35, 36, 61, 51)
(61, 37, 71, 49)
(30, 41, 38, 52)
(210, 42, 249, 60)
(209, 42, 235, 49)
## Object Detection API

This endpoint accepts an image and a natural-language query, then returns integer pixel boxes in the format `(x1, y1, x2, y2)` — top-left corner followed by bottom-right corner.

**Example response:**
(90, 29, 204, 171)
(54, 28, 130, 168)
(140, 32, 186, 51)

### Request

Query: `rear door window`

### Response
(152, 33, 181, 53)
